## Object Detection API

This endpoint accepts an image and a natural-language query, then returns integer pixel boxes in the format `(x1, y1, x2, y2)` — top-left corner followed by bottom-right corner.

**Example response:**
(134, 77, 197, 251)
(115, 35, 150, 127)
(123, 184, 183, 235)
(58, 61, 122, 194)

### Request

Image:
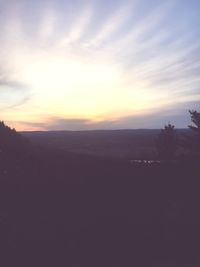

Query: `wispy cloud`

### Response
(86, 2, 134, 48)
(60, 4, 93, 46)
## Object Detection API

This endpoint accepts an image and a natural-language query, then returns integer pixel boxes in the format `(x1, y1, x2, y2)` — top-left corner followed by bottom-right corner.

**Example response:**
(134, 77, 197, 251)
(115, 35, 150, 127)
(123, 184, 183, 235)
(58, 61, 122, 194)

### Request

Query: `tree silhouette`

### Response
(184, 109, 200, 157)
(156, 123, 177, 160)
(188, 110, 200, 133)
(0, 120, 29, 155)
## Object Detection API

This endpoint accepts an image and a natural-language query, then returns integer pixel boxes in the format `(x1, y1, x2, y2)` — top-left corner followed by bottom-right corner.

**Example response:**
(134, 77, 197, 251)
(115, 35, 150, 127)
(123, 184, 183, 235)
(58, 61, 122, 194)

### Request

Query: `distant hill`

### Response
(21, 129, 189, 159)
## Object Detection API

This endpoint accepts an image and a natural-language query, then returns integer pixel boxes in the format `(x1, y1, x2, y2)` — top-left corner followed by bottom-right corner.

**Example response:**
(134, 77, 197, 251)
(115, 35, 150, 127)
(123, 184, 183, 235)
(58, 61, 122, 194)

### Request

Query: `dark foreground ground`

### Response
(0, 130, 199, 266)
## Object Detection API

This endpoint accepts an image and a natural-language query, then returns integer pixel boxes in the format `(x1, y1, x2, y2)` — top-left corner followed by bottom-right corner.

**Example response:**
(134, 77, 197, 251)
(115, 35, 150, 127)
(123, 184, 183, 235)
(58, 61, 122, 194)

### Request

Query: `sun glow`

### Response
(19, 53, 125, 118)
(14, 47, 156, 122)
(6, 46, 166, 126)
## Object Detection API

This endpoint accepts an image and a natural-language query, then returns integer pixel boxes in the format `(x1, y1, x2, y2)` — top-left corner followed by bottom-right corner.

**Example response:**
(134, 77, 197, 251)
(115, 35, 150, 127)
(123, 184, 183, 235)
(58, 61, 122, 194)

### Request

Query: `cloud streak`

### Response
(12, 99, 200, 131)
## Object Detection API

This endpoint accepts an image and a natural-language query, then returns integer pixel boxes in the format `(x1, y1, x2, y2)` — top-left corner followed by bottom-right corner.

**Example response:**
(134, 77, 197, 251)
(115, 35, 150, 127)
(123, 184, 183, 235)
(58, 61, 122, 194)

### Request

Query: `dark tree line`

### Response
(0, 121, 29, 151)
(157, 109, 200, 160)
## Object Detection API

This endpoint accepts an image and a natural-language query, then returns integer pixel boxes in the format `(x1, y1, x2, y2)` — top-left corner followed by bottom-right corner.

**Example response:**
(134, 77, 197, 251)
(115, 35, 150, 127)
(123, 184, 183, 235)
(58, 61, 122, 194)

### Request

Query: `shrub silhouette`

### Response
(156, 123, 177, 160)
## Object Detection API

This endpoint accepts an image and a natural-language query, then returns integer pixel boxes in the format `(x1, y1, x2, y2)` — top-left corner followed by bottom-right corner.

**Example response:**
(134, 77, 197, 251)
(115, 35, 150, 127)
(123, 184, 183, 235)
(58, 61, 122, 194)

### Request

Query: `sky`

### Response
(0, 0, 200, 130)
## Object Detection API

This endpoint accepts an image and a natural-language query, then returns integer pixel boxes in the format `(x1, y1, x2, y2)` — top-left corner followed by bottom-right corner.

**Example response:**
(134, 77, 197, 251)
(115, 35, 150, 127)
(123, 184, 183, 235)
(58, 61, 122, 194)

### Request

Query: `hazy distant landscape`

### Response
(21, 129, 189, 159)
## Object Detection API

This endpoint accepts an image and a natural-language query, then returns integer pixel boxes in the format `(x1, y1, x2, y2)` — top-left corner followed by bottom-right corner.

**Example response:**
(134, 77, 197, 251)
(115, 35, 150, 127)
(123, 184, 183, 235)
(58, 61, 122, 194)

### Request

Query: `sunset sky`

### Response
(0, 0, 200, 130)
